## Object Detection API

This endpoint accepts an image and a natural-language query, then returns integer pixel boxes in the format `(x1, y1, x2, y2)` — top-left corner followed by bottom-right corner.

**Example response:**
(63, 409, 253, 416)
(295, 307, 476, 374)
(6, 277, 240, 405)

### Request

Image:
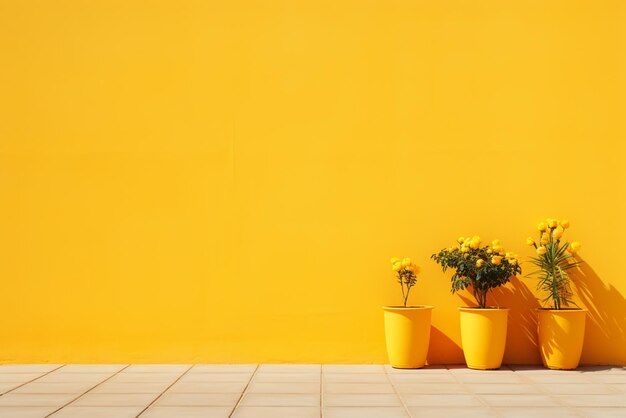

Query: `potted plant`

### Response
(526, 218, 585, 369)
(383, 257, 433, 369)
(432, 236, 521, 369)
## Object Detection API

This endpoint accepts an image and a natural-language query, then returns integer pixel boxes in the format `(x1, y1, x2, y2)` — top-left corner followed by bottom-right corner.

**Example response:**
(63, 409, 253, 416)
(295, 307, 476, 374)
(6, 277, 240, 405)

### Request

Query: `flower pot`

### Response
(537, 308, 587, 370)
(458, 307, 509, 370)
(383, 306, 433, 368)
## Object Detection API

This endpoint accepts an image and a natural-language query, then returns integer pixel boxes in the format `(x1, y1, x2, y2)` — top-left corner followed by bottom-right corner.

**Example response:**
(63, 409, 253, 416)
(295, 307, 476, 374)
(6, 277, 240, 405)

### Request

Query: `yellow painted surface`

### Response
(0, 0, 625, 364)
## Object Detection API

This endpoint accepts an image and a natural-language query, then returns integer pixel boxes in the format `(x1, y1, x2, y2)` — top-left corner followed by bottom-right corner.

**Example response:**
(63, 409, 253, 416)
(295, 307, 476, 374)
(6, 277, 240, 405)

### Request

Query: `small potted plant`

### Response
(432, 236, 521, 369)
(526, 218, 585, 369)
(383, 257, 433, 369)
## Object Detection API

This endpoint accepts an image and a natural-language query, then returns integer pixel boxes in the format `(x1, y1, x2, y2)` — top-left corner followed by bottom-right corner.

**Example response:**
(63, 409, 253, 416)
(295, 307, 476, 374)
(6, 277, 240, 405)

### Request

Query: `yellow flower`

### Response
(469, 237, 481, 250)
(553, 227, 564, 240)
(457, 236, 465, 244)
(390, 257, 400, 264)
(537, 222, 547, 232)
(405, 264, 414, 272)
(492, 245, 502, 253)
(486, 248, 493, 254)
(461, 245, 469, 253)
(547, 218, 558, 228)
(492, 239, 500, 246)
(536, 246, 547, 255)
(401, 258, 411, 267)
(413, 264, 422, 274)
(476, 259, 485, 268)
(505, 252, 514, 259)
(491, 256, 503, 265)
(526, 237, 535, 246)
(540, 233, 550, 245)
(560, 219, 570, 229)
(510, 258, 518, 265)
(568, 241, 581, 254)
(392, 262, 402, 271)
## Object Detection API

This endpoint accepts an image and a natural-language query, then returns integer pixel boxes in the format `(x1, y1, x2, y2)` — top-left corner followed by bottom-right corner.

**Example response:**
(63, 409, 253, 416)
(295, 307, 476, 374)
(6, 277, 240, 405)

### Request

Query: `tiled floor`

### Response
(0, 364, 624, 418)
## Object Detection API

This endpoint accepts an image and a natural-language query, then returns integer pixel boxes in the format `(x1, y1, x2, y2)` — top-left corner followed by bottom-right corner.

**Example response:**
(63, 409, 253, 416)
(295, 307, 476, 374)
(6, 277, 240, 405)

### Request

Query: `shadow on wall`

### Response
(427, 326, 463, 365)
(572, 259, 626, 366)
(491, 277, 542, 365)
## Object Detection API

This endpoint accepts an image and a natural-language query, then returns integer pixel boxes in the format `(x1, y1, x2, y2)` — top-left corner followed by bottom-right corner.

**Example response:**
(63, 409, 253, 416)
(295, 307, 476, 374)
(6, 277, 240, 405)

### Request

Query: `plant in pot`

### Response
(383, 257, 433, 369)
(526, 218, 585, 369)
(432, 236, 521, 369)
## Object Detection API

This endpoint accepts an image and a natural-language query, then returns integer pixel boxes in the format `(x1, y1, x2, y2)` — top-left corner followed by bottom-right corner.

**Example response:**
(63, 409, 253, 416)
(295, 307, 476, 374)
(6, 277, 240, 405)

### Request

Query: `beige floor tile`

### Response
(0, 374, 45, 383)
(479, 394, 560, 407)
(492, 407, 583, 417)
(167, 381, 248, 393)
(241, 393, 319, 406)
(257, 365, 321, 373)
(464, 383, 539, 394)
(50, 406, 145, 418)
(522, 374, 592, 384)
(323, 383, 394, 394)
(323, 373, 388, 383)
(401, 394, 483, 407)
(536, 383, 620, 394)
(324, 393, 401, 406)
(323, 365, 385, 374)
(0, 406, 59, 418)
(140, 406, 233, 418)
(0, 365, 63, 374)
(323, 406, 408, 418)
(233, 406, 320, 418)
(71, 393, 158, 406)
(107, 373, 182, 383)
(388, 373, 457, 383)
(394, 383, 467, 394)
(179, 373, 251, 383)
(0, 382, 23, 393)
(11, 383, 94, 394)
(35, 373, 113, 383)
(609, 383, 626, 393)
(0, 394, 77, 406)
(576, 407, 626, 418)
(454, 373, 524, 384)
(254, 372, 320, 383)
(555, 394, 626, 407)
(154, 393, 239, 406)
(58, 365, 128, 373)
(123, 365, 190, 373)
(190, 364, 257, 373)
(408, 406, 497, 417)
(587, 374, 626, 384)
(385, 365, 448, 373)
(90, 382, 172, 394)
(247, 382, 319, 394)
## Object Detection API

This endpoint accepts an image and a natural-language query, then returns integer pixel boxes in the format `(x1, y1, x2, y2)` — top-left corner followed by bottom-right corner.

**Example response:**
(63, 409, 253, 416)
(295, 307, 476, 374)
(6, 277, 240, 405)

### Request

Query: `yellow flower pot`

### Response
(383, 306, 433, 369)
(459, 307, 509, 370)
(538, 308, 587, 370)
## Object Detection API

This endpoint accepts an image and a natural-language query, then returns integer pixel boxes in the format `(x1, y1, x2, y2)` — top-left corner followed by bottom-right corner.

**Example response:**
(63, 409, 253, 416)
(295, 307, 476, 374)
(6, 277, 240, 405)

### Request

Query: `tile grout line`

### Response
(44, 364, 132, 417)
(510, 368, 587, 416)
(320, 364, 324, 418)
(227, 364, 259, 418)
(384, 365, 414, 418)
(1, 364, 66, 395)
(445, 365, 496, 415)
(134, 364, 195, 417)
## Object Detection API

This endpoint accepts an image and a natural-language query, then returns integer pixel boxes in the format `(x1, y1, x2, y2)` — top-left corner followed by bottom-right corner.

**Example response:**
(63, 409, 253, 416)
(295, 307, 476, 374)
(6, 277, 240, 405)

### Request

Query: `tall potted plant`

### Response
(432, 236, 521, 369)
(383, 257, 433, 369)
(526, 218, 585, 369)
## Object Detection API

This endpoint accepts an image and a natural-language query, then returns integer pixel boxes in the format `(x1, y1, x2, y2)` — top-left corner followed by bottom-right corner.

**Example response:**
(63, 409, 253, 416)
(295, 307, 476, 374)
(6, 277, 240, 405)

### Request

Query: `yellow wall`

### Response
(1, 0, 625, 365)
